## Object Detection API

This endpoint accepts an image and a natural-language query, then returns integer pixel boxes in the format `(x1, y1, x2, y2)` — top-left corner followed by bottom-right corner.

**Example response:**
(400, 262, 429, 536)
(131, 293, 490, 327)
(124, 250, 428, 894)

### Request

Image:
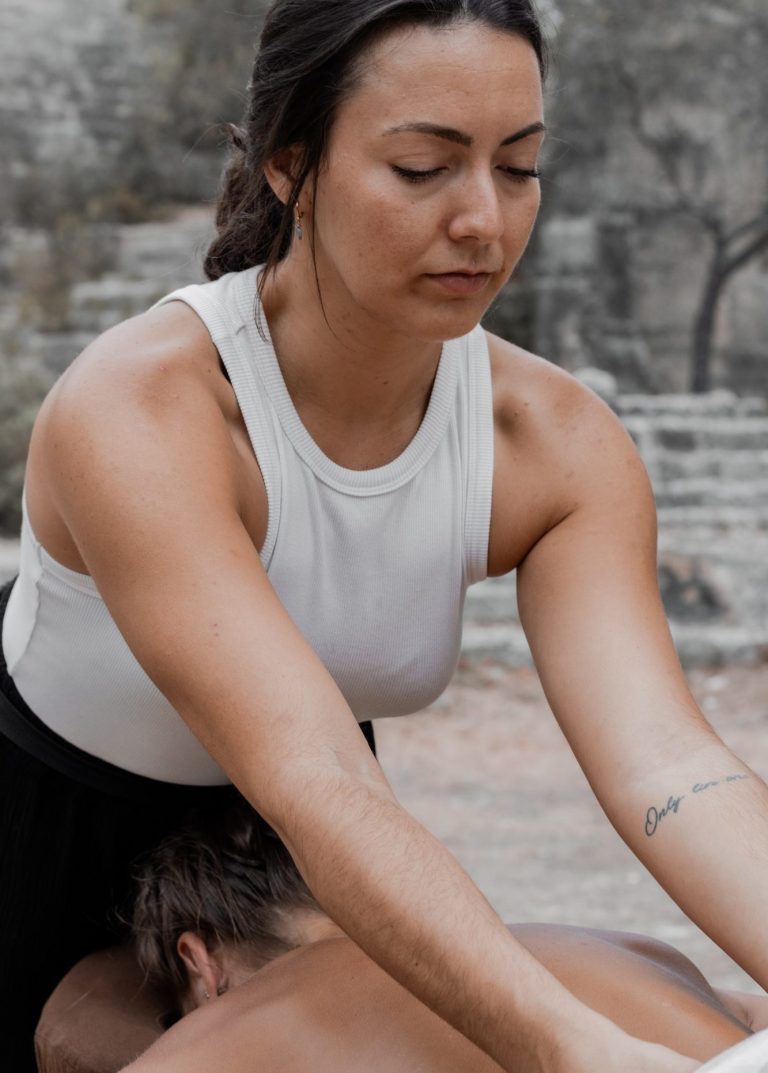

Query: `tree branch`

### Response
(723, 223, 768, 277)
(725, 211, 768, 251)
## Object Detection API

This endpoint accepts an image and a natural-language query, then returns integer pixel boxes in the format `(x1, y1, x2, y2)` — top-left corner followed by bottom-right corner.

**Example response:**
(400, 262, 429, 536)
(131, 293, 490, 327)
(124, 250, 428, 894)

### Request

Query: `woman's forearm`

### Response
(261, 762, 695, 1073)
(602, 737, 768, 992)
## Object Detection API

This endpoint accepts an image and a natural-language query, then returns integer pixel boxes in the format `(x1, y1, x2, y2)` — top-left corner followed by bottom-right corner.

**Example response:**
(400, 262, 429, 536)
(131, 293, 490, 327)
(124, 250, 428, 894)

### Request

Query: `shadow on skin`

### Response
(102, 923, 762, 1071)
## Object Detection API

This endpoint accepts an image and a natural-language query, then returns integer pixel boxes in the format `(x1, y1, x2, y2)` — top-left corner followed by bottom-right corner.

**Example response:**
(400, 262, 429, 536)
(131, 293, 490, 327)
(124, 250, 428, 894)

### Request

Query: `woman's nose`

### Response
(446, 170, 504, 244)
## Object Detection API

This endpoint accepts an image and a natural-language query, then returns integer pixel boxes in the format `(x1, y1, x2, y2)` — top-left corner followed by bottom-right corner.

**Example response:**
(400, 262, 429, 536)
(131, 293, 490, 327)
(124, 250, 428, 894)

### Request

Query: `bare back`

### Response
(122, 926, 751, 1072)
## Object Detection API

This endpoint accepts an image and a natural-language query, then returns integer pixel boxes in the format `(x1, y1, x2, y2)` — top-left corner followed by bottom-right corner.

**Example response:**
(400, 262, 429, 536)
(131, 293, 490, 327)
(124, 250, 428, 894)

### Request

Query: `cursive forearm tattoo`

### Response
(644, 773, 751, 837)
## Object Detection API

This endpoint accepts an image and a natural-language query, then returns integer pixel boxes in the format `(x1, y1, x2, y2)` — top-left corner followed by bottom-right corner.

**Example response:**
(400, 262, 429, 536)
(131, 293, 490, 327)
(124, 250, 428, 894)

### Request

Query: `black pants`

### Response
(0, 577, 375, 1070)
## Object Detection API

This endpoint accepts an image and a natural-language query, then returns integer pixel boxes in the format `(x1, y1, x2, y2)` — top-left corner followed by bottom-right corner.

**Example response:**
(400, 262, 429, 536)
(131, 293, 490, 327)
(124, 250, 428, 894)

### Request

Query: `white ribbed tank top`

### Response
(2, 266, 495, 784)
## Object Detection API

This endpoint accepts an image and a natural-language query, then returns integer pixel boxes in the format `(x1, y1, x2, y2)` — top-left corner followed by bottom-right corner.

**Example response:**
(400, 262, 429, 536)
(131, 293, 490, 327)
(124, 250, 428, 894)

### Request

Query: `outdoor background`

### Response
(1, 0, 767, 998)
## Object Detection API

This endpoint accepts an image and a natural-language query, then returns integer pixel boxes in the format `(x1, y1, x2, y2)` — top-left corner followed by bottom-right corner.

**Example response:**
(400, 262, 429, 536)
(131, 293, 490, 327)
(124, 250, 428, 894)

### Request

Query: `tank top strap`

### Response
(462, 325, 494, 587)
(153, 269, 493, 584)
(151, 268, 282, 569)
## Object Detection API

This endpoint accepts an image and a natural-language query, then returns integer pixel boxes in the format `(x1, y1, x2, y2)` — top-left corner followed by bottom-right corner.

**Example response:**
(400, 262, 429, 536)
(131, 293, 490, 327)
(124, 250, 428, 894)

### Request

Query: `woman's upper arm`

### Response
(515, 385, 713, 795)
(42, 328, 376, 819)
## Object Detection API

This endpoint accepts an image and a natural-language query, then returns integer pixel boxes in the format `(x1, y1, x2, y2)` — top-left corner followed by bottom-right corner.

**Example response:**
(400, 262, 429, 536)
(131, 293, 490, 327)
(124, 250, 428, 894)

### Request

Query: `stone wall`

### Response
(3, 1, 767, 396)
(0, 205, 214, 535)
(0, 0, 150, 206)
(511, 0, 768, 394)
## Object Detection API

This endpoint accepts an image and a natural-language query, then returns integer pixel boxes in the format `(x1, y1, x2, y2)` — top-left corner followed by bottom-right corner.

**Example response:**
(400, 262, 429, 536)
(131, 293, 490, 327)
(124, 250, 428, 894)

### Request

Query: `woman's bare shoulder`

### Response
(482, 331, 649, 572)
(121, 940, 501, 1073)
(483, 329, 625, 450)
(34, 299, 233, 474)
(48, 299, 222, 412)
(25, 300, 240, 572)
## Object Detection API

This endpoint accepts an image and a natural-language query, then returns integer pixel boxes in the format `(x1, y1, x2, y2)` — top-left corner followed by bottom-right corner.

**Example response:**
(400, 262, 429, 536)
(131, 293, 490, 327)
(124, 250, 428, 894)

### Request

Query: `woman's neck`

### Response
(260, 255, 444, 434)
(224, 913, 347, 993)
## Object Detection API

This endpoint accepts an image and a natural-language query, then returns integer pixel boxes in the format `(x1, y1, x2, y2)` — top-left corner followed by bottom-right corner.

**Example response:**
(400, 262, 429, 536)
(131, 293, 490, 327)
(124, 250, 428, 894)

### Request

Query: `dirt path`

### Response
(376, 660, 768, 994)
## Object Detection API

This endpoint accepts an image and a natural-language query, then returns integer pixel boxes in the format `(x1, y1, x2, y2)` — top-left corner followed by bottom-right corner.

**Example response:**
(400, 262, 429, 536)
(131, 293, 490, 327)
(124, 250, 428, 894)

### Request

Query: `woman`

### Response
(117, 802, 764, 1071)
(2, 2, 768, 1070)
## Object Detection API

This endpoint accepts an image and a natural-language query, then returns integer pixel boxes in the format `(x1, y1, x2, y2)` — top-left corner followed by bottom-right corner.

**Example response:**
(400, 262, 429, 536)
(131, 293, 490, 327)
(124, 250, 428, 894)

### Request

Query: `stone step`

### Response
(465, 547, 768, 636)
(656, 552, 767, 631)
(656, 504, 768, 528)
(36, 331, 101, 375)
(658, 527, 768, 557)
(650, 448, 768, 483)
(623, 415, 768, 453)
(652, 477, 768, 510)
(461, 622, 531, 665)
(116, 210, 214, 284)
(464, 574, 518, 624)
(68, 276, 171, 332)
(618, 392, 767, 419)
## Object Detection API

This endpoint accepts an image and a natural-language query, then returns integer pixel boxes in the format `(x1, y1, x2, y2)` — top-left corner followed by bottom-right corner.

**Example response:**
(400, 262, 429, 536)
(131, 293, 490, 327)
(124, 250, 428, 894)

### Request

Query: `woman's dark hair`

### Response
(204, 0, 547, 291)
(131, 798, 319, 1001)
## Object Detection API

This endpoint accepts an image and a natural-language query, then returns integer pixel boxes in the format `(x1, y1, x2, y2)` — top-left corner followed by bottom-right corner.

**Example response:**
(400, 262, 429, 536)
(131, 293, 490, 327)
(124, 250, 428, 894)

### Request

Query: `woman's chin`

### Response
(413, 302, 496, 341)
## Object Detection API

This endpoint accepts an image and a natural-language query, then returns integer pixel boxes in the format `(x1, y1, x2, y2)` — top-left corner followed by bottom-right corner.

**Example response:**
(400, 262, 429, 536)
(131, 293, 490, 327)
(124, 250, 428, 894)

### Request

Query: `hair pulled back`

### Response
(131, 798, 319, 1003)
(204, 0, 547, 286)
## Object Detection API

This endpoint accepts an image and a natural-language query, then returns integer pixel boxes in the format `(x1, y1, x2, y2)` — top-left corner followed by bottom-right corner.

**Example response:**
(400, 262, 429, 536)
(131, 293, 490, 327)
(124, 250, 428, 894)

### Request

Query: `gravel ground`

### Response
(375, 659, 768, 995)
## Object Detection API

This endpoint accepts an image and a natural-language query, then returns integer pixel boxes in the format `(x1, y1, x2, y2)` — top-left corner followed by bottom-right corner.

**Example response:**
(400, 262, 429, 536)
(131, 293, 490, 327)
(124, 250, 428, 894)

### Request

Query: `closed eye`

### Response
(391, 165, 446, 184)
(391, 165, 540, 185)
(501, 166, 541, 182)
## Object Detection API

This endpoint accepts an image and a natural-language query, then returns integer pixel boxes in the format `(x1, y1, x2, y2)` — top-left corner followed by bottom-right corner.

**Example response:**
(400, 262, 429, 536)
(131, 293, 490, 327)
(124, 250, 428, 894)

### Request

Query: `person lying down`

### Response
(121, 799, 768, 1072)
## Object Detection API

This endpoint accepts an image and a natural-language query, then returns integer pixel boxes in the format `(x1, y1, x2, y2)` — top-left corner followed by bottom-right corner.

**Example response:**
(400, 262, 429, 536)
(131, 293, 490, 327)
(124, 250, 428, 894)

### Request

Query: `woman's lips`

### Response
(426, 272, 493, 295)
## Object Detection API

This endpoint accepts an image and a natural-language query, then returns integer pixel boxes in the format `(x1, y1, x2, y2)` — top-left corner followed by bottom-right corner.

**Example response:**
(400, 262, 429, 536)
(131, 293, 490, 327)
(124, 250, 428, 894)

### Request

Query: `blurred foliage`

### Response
(127, 0, 266, 152)
(6, 1, 266, 229)
(551, 0, 768, 222)
(549, 0, 768, 390)
(0, 356, 54, 536)
(15, 220, 119, 333)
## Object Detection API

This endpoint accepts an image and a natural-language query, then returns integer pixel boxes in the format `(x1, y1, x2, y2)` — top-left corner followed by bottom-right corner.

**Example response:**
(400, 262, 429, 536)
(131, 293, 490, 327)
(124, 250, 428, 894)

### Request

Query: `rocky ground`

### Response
(375, 658, 768, 996)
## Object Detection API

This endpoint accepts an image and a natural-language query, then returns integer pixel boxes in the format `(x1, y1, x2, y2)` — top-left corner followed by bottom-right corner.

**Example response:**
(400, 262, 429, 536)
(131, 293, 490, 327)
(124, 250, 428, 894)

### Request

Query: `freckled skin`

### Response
(308, 23, 543, 344)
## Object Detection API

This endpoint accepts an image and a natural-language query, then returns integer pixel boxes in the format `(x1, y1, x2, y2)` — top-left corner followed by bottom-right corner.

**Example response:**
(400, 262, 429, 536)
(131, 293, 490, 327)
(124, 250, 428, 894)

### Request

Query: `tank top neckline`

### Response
(232, 266, 462, 495)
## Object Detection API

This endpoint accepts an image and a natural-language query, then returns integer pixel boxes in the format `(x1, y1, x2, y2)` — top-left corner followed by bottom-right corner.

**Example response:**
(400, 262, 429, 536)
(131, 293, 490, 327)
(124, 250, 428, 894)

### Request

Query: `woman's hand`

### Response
(597, 1041, 699, 1073)
(547, 1018, 700, 1073)
(583, 1047, 698, 1073)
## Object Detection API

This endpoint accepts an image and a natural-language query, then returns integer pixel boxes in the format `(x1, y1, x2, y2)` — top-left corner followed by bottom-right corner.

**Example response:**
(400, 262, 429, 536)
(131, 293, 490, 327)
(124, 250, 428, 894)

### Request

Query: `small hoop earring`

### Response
(203, 985, 226, 1000)
(294, 203, 304, 240)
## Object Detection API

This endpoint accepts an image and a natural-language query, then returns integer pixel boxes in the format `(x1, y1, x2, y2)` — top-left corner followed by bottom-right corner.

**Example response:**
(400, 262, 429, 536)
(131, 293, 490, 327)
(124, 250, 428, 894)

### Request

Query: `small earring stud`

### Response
(294, 204, 304, 240)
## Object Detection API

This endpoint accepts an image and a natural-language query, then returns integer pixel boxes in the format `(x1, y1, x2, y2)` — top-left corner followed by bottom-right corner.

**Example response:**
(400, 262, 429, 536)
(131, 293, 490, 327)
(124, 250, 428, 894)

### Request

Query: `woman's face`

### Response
(309, 20, 545, 342)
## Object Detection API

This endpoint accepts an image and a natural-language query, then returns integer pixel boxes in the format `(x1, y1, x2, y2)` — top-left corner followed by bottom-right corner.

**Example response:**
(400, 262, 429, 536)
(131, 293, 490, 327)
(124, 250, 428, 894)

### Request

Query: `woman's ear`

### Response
(177, 931, 227, 1011)
(263, 145, 307, 207)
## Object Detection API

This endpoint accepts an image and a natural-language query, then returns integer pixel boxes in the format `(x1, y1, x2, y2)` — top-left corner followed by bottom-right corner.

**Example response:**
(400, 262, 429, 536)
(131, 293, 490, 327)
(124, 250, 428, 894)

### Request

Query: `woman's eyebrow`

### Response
(382, 120, 545, 147)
